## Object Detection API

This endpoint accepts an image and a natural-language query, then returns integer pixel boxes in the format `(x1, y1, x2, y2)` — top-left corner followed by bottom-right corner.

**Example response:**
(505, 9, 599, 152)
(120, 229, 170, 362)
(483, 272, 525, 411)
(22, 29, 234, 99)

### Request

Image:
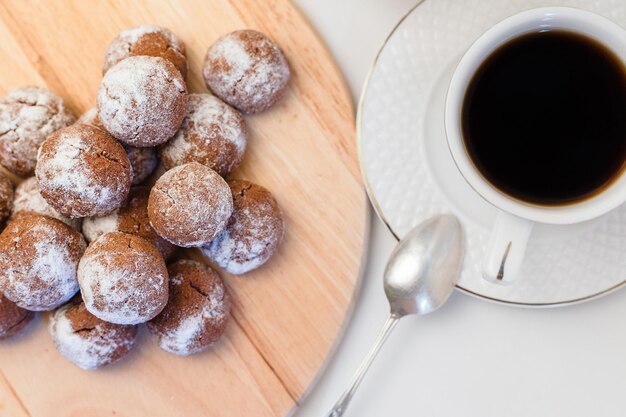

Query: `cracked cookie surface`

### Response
(35, 123, 132, 218)
(103, 24, 188, 80)
(77, 231, 168, 325)
(201, 179, 284, 274)
(159, 93, 247, 176)
(147, 260, 230, 356)
(0, 214, 86, 311)
(203, 30, 290, 114)
(49, 296, 137, 369)
(78, 108, 158, 185)
(148, 162, 233, 247)
(0, 86, 75, 176)
(97, 56, 188, 147)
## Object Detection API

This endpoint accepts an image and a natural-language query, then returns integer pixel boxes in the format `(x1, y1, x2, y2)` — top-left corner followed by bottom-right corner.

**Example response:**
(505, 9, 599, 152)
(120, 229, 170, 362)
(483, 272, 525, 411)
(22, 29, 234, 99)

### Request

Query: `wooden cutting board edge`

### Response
(0, 1, 371, 415)
(237, 6, 372, 403)
(289, 217, 371, 412)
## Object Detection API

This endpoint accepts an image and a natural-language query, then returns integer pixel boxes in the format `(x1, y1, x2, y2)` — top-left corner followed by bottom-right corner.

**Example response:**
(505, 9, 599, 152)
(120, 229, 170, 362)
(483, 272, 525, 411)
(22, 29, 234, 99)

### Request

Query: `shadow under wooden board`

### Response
(0, 1, 368, 416)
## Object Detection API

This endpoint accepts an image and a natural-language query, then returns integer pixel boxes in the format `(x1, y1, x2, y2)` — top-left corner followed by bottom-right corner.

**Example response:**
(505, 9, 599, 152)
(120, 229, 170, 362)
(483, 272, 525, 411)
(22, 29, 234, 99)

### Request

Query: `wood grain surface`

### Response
(0, 1, 367, 416)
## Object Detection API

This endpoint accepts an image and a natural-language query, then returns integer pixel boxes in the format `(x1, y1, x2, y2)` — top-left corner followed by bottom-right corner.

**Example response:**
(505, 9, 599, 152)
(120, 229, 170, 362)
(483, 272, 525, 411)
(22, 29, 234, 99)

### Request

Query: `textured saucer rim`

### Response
(355, 0, 626, 308)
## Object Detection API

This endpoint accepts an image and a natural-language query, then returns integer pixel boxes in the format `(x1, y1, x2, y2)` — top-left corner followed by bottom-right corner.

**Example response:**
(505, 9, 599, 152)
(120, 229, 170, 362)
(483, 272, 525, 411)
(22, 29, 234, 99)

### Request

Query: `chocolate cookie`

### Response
(0, 214, 86, 311)
(97, 56, 188, 147)
(36, 124, 132, 218)
(203, 30, 290, 114)
(147, 260, 230, 355)
(0, 87, 75, 176)
(0, 172, 13, 227)
(148, 163, 233, 247)
(49, 297, 138, 369)
(159, 94, 247, 176)
(77, 232, 168, 325)
(103, 24, 187, 79)
(0, 293, 35, 339)
(124, 144, 158, 185)
(201, 180, 284, 274)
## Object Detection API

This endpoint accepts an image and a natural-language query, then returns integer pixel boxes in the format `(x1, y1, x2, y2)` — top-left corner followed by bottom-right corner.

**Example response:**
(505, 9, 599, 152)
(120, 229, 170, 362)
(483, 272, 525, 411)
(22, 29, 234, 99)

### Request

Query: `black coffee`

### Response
(462, 30, 626, 205)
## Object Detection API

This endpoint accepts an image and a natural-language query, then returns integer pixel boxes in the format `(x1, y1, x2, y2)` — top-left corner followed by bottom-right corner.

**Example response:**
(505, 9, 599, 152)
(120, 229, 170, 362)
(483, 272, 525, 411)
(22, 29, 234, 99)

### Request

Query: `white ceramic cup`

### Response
(445, 7, 626, 285)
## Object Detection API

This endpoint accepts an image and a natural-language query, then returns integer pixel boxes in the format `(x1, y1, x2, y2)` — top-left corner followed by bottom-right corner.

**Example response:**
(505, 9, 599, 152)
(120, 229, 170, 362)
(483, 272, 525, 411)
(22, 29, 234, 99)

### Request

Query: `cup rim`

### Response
(444, 6, 626, 225)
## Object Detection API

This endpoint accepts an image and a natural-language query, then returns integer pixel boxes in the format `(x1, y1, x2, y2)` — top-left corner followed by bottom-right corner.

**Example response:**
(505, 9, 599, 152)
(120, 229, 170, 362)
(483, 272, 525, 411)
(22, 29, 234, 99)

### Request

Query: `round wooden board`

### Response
(0, 1, 368, 416)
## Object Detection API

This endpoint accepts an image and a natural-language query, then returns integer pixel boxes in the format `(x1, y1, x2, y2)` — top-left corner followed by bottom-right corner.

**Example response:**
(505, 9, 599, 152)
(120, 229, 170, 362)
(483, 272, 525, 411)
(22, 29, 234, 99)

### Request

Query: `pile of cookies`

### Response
(0, 25, 287, 369)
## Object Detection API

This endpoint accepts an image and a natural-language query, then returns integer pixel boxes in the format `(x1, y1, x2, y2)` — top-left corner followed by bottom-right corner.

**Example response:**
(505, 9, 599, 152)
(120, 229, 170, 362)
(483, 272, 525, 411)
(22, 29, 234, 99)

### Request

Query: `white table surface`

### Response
(292, 1, 626, 416)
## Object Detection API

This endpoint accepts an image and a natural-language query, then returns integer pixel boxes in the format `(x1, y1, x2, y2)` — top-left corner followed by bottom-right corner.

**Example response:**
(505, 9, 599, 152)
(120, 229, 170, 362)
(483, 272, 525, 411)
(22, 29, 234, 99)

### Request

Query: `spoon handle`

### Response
(326, 314, 400, 417)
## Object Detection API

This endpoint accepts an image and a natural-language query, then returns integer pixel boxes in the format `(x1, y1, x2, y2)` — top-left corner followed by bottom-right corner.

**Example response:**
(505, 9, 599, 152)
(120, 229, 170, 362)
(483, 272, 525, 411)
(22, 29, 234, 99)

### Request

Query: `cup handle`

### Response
(483, 212, 534, 285)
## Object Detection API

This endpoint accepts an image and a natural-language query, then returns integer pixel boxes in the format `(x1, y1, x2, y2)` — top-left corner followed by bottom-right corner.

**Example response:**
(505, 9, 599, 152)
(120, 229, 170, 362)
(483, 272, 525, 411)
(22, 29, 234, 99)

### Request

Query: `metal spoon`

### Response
(326, 214, 464, 417)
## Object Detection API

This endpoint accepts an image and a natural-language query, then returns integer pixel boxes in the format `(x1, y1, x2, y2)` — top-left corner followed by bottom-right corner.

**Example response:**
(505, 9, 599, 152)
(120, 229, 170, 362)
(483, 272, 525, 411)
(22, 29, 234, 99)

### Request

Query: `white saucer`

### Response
(358, 0, 626, 306)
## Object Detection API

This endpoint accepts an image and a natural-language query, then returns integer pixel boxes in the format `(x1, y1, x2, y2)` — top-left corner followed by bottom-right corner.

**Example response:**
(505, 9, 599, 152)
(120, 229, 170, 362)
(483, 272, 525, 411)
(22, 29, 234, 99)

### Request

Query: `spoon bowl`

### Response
(385, 214, 464, 317)
(327, 214, 464, 417)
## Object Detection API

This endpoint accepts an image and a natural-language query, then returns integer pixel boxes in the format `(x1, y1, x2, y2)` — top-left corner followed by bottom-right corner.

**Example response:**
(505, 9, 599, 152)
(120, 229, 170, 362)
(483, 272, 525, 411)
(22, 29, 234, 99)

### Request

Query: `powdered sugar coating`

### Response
(82, 211, 119, 242)
(12, 177, 81, 230)
(159, 94, 247, 176)
(147, 260, 230, 355)
(49, 298, 137, 369)
(203, 30, 290, 114)
(78, 108, 158, 185)
(0, 215, 86, 311)
(103, 24, 187, 79)
(82, 187, 174, 259)
(35, 124, 132, 218)
(78, 232, 168, 325)
(0, 87, 75, 176)
(202, 180, 284, 274)
(148, 163, 233, 247)
(97, 56, 188, 147)
(0, 172, 13, 226)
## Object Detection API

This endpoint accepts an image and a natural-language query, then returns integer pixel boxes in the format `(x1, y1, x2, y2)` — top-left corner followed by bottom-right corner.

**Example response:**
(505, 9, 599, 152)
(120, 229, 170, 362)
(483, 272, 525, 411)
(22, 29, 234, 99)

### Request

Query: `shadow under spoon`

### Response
(326, 214, 465, 417)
